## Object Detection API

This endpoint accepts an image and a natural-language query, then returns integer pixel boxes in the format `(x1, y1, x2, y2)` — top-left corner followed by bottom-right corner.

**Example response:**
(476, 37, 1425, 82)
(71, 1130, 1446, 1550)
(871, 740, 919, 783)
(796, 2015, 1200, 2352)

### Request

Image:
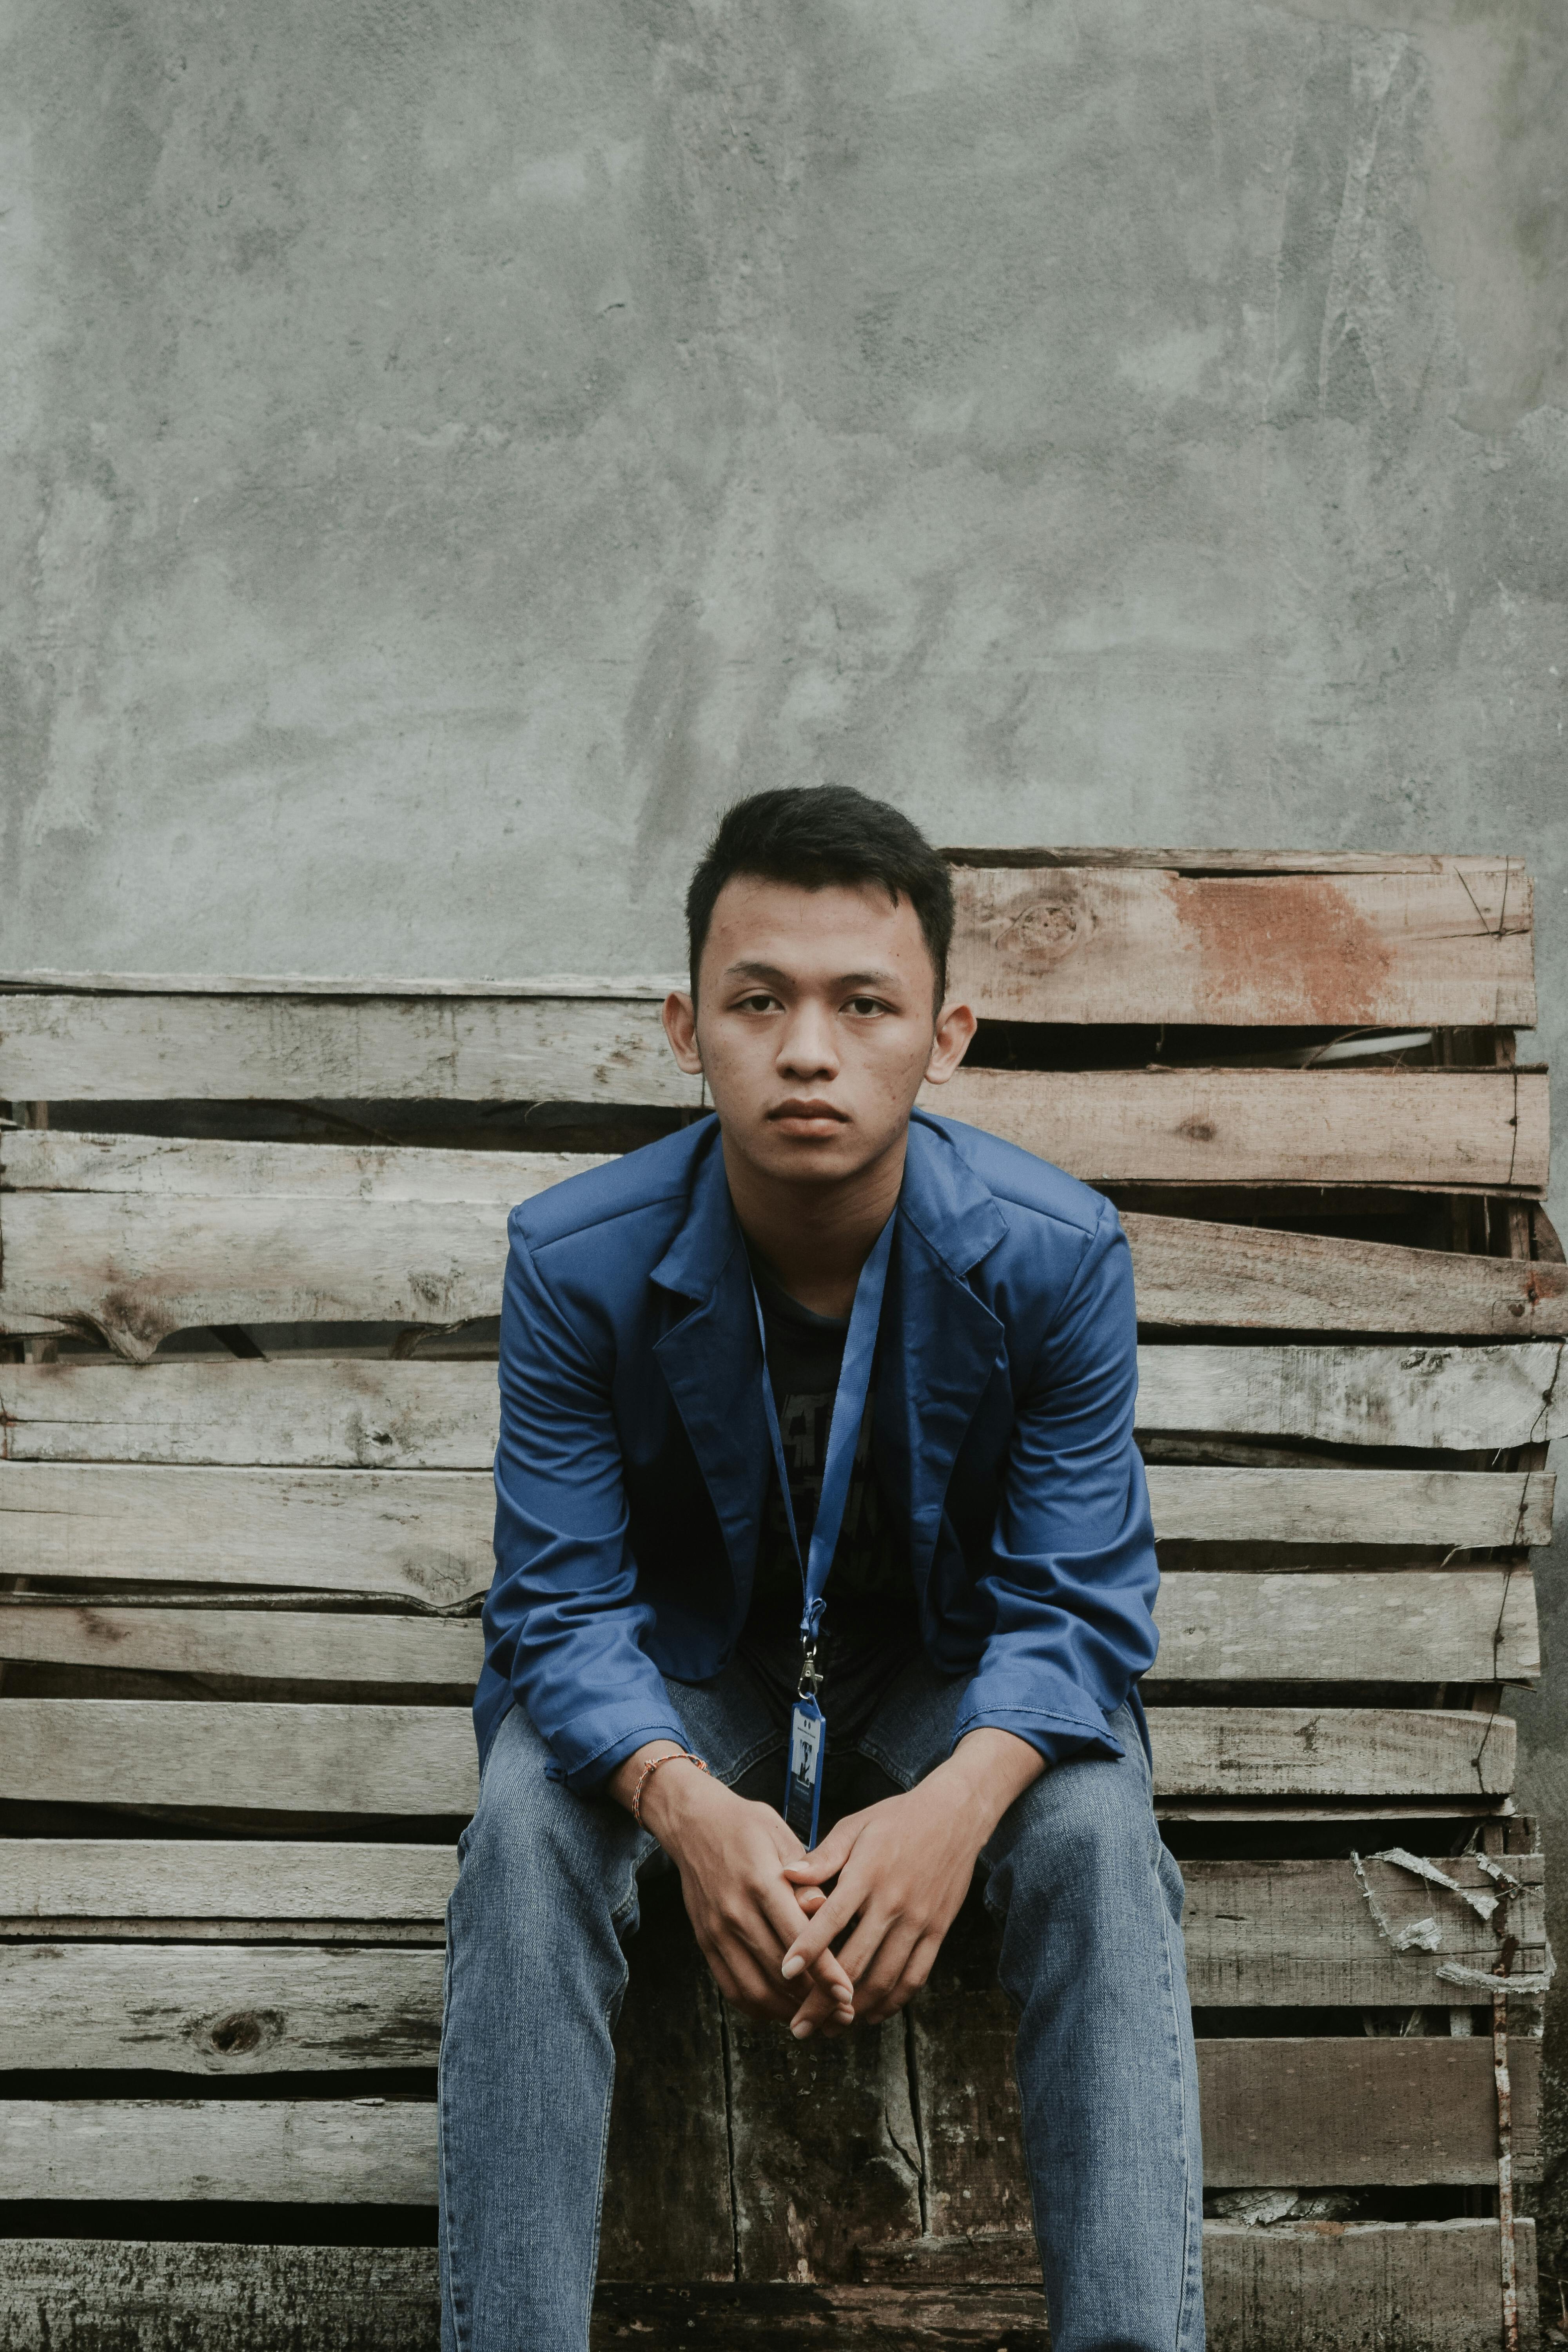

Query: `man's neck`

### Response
(721, 1129, 908, 1319)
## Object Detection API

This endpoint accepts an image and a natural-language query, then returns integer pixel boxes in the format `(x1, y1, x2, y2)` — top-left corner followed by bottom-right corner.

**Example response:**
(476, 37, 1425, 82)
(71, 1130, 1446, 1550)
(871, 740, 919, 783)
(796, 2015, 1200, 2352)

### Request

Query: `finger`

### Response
(702, 1929, 799, 2022)
(789, 1975, 855, 2040)
(780, 1875, 867, 1979)
(760, 1882, 857, 2000)
(781, 1817, 860, 1886)
(858, 1929, 940, 2025)
(796, 1887, 828, 1916)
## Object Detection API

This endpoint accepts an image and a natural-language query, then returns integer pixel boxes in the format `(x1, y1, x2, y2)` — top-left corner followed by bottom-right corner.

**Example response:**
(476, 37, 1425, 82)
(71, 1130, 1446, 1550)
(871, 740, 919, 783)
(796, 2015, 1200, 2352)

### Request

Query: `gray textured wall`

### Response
(3, 0, 1566, 2252)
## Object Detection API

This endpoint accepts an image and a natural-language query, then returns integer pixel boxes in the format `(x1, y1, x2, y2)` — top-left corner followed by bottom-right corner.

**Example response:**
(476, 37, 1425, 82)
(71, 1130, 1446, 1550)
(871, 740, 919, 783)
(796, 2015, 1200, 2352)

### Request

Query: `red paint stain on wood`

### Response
(1166, 877, 1396, 1024)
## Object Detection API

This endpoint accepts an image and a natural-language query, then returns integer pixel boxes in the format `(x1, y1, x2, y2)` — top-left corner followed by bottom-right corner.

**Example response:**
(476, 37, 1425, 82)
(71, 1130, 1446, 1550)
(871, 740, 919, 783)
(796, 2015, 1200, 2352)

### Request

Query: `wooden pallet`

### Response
(0, 848, 1555, 2350)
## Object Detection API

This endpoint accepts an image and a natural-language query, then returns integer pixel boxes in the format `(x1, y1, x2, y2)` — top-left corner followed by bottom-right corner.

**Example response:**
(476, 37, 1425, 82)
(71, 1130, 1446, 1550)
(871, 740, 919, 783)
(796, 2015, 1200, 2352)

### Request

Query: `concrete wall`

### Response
(3, 0, 1566, 2247)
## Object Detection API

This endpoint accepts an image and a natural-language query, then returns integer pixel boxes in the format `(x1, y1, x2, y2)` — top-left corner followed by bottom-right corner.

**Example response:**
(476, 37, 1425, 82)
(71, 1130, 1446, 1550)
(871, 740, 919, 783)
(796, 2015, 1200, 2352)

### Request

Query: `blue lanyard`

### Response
(750, 1213, 896, 1676)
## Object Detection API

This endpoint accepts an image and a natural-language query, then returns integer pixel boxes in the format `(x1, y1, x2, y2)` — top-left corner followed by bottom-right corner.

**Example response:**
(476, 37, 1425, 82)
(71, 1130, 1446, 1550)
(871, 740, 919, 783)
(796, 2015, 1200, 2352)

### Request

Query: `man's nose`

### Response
(776, 1003, 840, 1078)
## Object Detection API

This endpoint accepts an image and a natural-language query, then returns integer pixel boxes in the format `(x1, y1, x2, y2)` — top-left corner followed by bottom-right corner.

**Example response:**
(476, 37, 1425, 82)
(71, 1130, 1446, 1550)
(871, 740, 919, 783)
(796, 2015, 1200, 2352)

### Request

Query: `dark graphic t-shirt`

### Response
(737, 1251, 920, 1745)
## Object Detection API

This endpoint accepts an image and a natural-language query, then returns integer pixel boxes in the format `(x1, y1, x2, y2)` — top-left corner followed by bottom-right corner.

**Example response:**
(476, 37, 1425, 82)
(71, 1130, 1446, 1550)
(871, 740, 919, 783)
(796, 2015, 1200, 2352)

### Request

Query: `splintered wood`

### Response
(0, 857, 1553, 2352)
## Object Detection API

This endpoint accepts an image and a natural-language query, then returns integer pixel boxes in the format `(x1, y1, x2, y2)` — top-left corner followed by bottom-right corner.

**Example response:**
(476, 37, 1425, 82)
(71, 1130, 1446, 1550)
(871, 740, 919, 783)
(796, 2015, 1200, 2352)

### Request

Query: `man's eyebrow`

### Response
(719, 961, 903, 989)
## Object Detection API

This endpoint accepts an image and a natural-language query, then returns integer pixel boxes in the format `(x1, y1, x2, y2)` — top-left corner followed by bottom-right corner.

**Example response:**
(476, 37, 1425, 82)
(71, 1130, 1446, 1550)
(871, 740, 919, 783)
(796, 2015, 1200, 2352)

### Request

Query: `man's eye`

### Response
(845, 996, 887, 1017)
(737, 993, 781, 1013)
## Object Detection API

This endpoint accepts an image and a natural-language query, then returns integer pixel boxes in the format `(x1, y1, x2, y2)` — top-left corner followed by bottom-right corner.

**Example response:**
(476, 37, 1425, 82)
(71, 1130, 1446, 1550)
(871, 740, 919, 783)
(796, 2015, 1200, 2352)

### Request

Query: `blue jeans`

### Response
(439, 1652, 1204, 2352)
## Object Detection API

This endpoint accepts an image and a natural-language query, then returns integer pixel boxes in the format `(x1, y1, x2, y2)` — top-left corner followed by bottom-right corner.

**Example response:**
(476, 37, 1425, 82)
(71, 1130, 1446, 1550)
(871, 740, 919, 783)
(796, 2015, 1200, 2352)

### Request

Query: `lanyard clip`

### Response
(797, 1640, 822, 1700)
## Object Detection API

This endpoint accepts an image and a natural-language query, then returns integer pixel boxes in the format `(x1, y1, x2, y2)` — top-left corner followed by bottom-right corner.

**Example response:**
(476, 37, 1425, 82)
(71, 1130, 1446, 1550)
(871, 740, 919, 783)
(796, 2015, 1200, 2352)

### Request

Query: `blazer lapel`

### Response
(651, 1134, 771, 1593)
(878, 1118, 1009, 1585)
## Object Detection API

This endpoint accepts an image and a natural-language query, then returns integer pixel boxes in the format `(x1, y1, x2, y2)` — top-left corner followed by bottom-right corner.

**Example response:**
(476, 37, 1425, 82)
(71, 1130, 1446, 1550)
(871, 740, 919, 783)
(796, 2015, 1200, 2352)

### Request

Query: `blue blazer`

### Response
(478, 1110, 1159, 1788)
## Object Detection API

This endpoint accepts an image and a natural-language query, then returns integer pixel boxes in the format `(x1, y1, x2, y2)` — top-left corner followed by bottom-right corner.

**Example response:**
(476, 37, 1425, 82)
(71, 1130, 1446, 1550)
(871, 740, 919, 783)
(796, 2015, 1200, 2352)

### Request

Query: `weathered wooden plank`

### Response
(7, 1342, 1562, 1468)
(5, 1167, 1565, 1357)
(724, 2010, 924, 2282)
(1201, 2219, 1536, 2352)
(1149, 1568, 1538, 1684)
(1143, 1465, 1554, 1549)
(926, 1068, 1550, 1192)
(0, 1943, 445, 2071)
(1148, 1706, 1515, 1798)
(0, 993, 700, 1106)
(2, 1845, 1544, 2008)
(0, 2229, 1534, 2352)
(942, 848, 1522, 877)
(1, 1463, 1546, 1606)
(0, 1604, 487, 1685)
(0, 1359, 502, 1468)
(0, 1700, 1514, 1813)
(2, 2042, 1527, 2209)
(599, 1877, 736, 2284)
(948, 864, 1535, 1028)
(0, 2100, 436, 2202)
(0, 1567, 1535, 1690)
(1138, 1339, 1568, 1449)
(0, 1700, 479, 1816)
(1203, 2036, 1539, 2184)
(0, 1838, 456, 1926)
(0, 1195, 526, 1361)
(1126, 1213, 1568, 1336)
(1182, 1853, 1547, 2005)
(0, 1465, 494, 1606)
(0, 1129, 581, 1200)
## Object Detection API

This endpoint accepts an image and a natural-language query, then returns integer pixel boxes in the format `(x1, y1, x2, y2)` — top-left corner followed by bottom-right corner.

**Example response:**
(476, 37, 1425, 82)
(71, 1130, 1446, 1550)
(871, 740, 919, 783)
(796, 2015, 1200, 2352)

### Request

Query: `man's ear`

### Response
(662, 990, 703, 1075)
(924, 998, 977, 1087)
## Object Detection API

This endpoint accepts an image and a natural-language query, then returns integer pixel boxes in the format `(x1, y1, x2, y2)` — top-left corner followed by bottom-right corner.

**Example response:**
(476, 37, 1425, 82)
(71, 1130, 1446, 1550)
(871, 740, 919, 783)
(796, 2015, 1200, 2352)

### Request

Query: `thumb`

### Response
(783, 1818, 858, 1885)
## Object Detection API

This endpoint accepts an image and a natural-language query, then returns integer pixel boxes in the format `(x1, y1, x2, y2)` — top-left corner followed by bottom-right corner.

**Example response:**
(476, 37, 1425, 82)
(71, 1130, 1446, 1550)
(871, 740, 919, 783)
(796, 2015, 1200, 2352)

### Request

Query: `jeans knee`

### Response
(994, 1756, 1161, 1933)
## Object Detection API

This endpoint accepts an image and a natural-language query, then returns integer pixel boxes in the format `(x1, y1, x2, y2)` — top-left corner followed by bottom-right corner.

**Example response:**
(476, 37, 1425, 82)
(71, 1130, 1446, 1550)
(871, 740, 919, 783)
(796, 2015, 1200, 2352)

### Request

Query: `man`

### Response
(439, 787, 1203, 2352)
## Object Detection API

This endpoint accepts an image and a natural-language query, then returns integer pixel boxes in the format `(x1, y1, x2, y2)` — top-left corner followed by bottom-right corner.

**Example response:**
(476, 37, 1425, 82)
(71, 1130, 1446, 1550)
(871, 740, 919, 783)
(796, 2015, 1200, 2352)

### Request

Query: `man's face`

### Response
(662, 877, 975, 1187)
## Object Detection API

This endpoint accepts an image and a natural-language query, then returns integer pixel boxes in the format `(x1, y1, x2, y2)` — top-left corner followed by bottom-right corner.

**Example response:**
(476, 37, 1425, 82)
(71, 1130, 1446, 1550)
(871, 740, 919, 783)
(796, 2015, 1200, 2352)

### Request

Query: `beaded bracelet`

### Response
(630, 1748, 709, 1829)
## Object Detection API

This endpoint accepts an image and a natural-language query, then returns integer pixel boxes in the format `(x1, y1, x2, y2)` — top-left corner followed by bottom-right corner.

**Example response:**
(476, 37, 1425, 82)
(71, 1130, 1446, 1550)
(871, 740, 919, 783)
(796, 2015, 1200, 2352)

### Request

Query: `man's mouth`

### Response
(767, 1099, 850, 1132)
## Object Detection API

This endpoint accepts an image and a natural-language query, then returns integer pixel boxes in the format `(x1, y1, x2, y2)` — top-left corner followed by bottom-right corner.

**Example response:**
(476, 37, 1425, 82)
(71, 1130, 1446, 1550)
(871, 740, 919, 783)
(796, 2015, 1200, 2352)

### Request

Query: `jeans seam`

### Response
(437, 1914, 468, 2352)
(1155, 1837, 1201, 2352)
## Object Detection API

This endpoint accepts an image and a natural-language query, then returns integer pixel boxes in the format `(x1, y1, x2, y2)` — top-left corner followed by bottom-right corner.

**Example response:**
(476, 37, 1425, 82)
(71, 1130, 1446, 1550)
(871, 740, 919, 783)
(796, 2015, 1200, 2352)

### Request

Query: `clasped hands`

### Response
(618, 1729, 1042, 2038)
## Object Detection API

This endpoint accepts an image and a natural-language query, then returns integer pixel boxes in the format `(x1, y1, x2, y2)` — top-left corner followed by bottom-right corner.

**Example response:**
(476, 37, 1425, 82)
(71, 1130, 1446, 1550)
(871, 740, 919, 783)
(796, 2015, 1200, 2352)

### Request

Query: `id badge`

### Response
(784, 1693, 826, 1847)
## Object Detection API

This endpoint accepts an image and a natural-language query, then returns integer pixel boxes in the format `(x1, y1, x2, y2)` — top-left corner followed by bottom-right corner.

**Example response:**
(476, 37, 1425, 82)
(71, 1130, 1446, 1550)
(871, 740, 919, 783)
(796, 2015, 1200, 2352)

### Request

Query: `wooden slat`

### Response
(1148, 1706, 1515, 1799)
(1200, 2036, 1539, 2184)
(0, 2039, 1532, 2203)
(7, 1341, 1563, 1467)
(2, 1844, 1543, 2007)
(0, 2100, 436, 2202)
(0, 1701, 1514, 1813)
(942, 848, 1522, 876)
(0, 1359, 503, 1467)
(0, 1567, 1536, 1689)
(0, 1701, 480, 1816)
(5, 1151, 1564, 1354)
(0, 1838, 456, 1926)
(1125, 1212, 1568, 1336)
(926, 1067, 1549, 1192)
(0, 1137, 590, 1361)
(0, 993, 699, 1106)
(0, 1465, 495, 1606)
(1201, 2220, 1536, 2352)
(0, 2228, 1537, 2352)
(0, 1944, 444, 2071)
(1138, 1339, 1567, 1449)
(1182, 1854, 1547, 2005)
(0, 1605, 487, 1685)
(0, 1463, 1546, 1604)
(1143, 1465, 1553, 1548)
(1149, 1567, 1537, 1683)
(725, 2012, 924, 2281)
(948, 864, 1535, 1028)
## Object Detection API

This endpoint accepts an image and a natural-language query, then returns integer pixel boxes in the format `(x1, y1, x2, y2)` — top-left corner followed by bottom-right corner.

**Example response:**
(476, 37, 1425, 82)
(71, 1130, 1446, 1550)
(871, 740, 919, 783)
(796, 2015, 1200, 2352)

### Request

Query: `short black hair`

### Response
(686, 786, 954, 1010)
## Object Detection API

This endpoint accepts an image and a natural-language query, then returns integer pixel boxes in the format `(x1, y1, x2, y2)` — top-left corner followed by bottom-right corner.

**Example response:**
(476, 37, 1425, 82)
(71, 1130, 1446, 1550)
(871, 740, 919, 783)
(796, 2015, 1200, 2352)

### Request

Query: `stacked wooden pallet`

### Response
(0, 848, 1559, 2351)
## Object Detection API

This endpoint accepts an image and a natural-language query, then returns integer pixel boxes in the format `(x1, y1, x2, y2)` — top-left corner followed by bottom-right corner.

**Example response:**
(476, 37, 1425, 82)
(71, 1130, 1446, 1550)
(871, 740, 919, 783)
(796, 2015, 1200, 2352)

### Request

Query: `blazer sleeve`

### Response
(949, 1197, 1160, 1769)
(482, 1211, 693, 1789)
